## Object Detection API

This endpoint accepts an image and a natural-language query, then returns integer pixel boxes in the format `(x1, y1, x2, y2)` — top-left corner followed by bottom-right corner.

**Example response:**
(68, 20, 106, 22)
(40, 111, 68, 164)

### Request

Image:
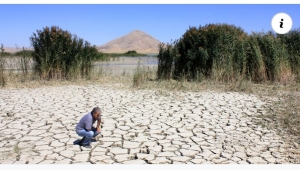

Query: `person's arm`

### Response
(96, 118, 101, 132)
(85, 120, 92, 131)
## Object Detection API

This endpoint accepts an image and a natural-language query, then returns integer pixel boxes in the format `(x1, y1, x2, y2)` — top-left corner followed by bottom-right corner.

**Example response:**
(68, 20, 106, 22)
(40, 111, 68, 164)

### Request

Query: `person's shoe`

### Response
(82, 144, 92, 149)
(79, 136, 86, 146)
(91, 138, 97, 142)
(73, 140, 81, 145)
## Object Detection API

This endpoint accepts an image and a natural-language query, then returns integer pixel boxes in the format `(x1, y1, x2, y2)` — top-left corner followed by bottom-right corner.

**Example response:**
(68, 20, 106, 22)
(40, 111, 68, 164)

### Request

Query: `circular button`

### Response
(271, 13, 293, 34)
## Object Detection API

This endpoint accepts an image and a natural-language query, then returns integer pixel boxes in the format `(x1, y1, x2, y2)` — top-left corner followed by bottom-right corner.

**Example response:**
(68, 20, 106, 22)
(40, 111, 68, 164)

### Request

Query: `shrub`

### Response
(157, 42, 177, 80)
(160, 24, 249, 82)
(133, 61, 150, 87)
(18, 47, 31, 81)
(157, 23, 299, 84)
(125, 50, 137, 54)
(30, 26, 98, 80)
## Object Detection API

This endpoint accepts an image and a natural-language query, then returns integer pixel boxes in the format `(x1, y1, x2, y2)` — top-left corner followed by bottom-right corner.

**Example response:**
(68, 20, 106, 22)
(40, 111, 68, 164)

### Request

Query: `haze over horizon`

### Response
(0, 4, 300, 48)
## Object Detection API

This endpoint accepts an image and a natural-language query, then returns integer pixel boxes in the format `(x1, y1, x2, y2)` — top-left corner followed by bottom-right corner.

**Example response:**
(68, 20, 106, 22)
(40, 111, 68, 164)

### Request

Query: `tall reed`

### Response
(279, 28, 300, 82)
(18, 47, 31, 81)
(157, 24, 300, 84)
(30, 26, 98, 80)
(157, 42, 176, 80)
(0, 44, 6, 87)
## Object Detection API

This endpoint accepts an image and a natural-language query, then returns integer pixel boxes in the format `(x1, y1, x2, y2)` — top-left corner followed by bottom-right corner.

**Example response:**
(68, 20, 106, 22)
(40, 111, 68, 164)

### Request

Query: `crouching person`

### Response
(76, 107, 102, 148)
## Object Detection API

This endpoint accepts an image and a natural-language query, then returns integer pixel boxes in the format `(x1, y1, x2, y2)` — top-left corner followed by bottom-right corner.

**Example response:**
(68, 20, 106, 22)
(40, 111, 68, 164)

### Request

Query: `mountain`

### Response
(97, 30, 160, 54)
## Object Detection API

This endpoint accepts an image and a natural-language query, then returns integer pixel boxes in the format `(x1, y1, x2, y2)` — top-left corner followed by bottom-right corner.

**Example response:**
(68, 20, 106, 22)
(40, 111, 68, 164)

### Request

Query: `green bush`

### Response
(125, 50, 137, 54)
(14, 50, 33, 57)
(0, 51, 12, 56)
(157, 23, 299, 84)
(170, 24, 249, 82)
(30, 26, 98, 80)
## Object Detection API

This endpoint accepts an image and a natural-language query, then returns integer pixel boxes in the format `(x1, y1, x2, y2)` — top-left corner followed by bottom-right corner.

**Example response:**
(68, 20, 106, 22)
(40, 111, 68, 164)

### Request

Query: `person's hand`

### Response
(96, 127, 101, 132)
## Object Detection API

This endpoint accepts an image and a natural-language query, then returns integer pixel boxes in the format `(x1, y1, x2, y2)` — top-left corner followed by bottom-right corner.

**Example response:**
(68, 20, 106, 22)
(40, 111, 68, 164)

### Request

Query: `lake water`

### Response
(2, 56, 158, 75)
(93, 56, 158, 75)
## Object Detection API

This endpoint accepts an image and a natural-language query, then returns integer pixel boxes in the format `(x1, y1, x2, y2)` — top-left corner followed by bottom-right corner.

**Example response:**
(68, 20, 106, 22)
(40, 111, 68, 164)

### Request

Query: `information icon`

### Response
(271, 13, 293, 34)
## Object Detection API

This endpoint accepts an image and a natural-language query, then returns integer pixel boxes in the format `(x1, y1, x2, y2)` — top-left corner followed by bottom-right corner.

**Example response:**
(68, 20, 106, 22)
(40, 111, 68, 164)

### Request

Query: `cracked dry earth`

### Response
(0, 85, 295, 164)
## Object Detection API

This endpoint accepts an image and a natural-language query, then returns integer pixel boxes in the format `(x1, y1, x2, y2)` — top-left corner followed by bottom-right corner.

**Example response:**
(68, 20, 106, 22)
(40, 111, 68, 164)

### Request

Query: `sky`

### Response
(0, 4, 299, 48)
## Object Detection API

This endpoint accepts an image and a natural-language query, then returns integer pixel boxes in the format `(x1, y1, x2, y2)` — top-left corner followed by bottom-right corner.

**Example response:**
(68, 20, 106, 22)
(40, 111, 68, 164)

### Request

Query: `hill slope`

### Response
(97, 30, 160, 54)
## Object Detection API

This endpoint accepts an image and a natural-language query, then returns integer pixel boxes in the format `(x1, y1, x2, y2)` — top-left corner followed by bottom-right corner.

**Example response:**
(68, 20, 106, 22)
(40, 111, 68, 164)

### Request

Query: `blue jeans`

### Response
(76, 127, 100, 145)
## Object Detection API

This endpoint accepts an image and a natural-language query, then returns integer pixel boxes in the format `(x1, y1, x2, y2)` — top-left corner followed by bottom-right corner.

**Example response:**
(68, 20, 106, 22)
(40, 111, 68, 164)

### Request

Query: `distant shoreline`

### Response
(2, 47, 158, 56)
(2, 47, 33, 53)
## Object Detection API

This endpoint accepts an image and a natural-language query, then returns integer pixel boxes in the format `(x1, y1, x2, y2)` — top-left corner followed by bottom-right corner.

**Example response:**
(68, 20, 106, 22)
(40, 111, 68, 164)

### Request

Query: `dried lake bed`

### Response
(0, 56, 299, 164)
